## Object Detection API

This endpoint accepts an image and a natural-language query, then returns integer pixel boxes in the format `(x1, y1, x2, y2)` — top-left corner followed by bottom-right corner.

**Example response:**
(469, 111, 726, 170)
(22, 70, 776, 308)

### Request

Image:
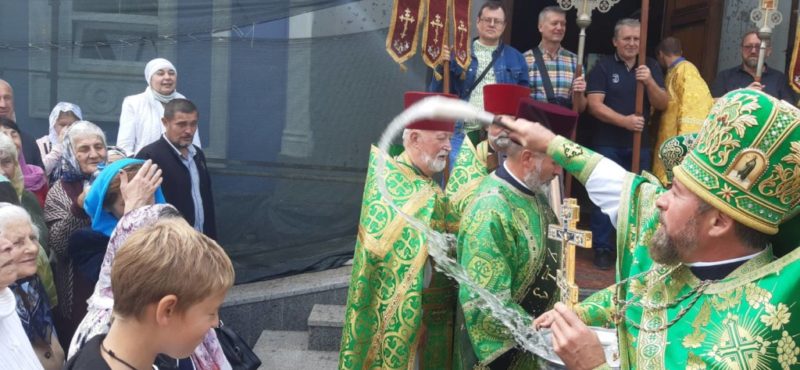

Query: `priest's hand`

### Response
(497, 116, 555, 153)
(747, 81, 764, 91)
(540, 303, 606, 370)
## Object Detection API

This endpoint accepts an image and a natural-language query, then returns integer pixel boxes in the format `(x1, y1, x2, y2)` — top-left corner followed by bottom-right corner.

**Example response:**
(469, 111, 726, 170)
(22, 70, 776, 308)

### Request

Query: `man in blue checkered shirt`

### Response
(523, 6, 587, 112)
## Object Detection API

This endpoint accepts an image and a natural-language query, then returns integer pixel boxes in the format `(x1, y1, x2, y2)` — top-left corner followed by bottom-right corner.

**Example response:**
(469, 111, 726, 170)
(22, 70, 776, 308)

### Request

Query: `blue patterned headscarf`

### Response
(83, 158, 166, 236)
(10, 275, 54, 345)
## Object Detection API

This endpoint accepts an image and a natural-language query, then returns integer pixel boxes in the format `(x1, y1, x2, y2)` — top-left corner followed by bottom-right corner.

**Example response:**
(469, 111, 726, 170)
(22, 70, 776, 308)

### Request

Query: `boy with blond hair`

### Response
(65, 217, 234, 370)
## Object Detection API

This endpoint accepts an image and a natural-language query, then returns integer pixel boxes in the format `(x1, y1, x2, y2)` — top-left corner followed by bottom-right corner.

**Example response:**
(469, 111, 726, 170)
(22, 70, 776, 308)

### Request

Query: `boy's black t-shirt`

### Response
(64, 335, 112, 370)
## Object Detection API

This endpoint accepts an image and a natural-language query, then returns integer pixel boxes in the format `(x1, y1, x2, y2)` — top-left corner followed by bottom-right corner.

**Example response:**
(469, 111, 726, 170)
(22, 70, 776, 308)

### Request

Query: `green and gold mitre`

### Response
(658, 132, 697, 185)
(674, 89, 800, 235)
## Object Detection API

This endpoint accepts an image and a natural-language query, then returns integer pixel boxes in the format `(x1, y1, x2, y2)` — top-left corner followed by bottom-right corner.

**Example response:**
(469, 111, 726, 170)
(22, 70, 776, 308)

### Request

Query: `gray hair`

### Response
(0, 202, 38, 239)
(0, 132, 17, 161)
(614, 18, 641, 39)
(538, 6, 566, 25)
(64, 120, 106, 148)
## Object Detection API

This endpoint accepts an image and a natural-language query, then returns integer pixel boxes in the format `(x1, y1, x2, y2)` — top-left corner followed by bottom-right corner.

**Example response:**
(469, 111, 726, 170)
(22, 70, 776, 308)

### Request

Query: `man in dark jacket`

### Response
(135, 98, 216, 239)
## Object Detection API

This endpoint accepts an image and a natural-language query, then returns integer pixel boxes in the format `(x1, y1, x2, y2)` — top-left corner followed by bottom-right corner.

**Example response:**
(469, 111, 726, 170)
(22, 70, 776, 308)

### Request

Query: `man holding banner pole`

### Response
(429, 1, 528, 168)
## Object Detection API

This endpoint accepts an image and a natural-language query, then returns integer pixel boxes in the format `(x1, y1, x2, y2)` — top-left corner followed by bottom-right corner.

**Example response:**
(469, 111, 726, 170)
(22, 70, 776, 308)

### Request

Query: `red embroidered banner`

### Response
(790, 19, 800, 93)
(422, 0, 449, 73)
(386, 0, 425, 66)
(451, 0, 471, 70)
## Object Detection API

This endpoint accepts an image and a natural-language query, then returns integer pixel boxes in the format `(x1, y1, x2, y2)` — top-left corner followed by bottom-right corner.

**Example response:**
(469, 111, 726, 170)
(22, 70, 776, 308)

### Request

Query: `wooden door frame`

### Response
(661, 0, 723, 82)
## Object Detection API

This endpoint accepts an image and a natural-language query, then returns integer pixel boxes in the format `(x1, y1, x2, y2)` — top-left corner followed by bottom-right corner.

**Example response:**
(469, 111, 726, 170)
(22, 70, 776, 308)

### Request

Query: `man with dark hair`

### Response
(652, 36, 713, 185)
(711, 31, 798, 102)
(135, 98, 216, 239)
(429, 0, 528, 167)
(585, 18, 668, 269)
(523, 6, 586, 111)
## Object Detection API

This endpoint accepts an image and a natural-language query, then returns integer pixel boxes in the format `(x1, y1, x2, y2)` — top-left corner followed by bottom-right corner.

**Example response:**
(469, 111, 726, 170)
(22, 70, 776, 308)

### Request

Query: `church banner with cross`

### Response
(450, 0, 471, 70)
(421, 0, 449, 77)
(789, 12, 800, 93)
(386, 0, 425, 66)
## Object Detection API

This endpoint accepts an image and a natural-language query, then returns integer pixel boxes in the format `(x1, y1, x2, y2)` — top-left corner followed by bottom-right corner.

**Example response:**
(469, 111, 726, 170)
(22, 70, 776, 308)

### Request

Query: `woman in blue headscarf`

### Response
(70, 158, 165, 285)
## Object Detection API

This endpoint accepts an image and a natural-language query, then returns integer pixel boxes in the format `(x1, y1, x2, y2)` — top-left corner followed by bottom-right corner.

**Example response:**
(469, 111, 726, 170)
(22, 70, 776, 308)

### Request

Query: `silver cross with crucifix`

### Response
(547, 198, 592, 307)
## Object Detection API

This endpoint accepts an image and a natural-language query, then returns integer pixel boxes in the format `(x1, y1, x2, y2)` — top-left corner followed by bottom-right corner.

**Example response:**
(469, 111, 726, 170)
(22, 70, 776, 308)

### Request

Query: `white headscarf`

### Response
(144, 58, 180, 104)
(47, 102, 83, 146)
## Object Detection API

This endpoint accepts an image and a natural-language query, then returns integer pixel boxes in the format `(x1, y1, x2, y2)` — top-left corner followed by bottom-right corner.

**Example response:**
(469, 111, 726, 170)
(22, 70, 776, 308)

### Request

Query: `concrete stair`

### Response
(308, 304, 346, 351)
(254, 330, 339, 369)
(254, 304, 346, 369)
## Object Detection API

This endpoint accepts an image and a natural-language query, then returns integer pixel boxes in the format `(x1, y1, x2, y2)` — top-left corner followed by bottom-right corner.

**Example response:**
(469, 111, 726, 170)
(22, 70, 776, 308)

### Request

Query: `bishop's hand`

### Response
(538, 303, 607, 370)
(496, 115, 556, 153)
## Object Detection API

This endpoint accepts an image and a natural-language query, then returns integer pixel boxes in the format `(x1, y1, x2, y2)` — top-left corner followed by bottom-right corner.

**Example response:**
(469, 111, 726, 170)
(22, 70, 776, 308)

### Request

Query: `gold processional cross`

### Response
(399, 8, 416, 39)
(547, 198, 592, 307)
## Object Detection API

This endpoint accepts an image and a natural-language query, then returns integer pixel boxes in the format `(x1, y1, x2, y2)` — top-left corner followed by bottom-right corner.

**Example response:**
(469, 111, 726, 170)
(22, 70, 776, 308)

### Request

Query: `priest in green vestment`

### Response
(454, 98, 578, 370)
(339, 92, 458, 370)
(501, 88, 800, 370)
(446, 84, 531, 233)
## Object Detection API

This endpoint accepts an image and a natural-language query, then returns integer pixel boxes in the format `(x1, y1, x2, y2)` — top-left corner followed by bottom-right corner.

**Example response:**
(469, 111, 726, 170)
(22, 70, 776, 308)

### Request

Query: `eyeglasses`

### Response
(742, 44, 761, 51)
(479, 17, 505, 26)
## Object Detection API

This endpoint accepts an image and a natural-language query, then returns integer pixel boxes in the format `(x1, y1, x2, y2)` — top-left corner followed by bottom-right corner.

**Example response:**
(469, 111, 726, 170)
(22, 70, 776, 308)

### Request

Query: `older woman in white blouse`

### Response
(116, 58, 200, 156)
(0, 223, 44, 369)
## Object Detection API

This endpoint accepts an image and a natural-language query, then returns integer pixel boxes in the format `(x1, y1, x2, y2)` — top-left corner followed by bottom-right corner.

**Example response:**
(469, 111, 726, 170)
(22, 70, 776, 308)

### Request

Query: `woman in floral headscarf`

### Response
(44, 120, 107, 351)
(117, 57, 200, 156)
(37, 102, 82, 182)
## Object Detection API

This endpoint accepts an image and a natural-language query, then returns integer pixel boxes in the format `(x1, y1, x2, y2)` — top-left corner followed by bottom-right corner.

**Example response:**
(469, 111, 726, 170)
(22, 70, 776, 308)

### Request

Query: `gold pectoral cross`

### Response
(399, 8, 416, 39)
(457, 20, 467, 48)
(430, 14, 444, 43)
(547, 198, 592, 307)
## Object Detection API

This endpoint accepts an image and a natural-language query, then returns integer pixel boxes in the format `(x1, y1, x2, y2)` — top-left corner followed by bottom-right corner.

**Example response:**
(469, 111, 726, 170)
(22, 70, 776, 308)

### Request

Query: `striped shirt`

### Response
(523, 44, 578, 102)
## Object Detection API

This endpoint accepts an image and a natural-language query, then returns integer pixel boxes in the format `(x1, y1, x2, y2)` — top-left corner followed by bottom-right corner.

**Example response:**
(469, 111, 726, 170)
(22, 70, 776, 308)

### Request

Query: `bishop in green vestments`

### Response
(513, 89, 800, 370)
(339, 92, 458, 370)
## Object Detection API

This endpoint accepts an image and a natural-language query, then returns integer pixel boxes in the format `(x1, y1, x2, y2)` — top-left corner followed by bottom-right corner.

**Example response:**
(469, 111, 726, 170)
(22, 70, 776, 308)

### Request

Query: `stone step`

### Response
(254, 330, 338, 370)
(307, 304, 346, 351)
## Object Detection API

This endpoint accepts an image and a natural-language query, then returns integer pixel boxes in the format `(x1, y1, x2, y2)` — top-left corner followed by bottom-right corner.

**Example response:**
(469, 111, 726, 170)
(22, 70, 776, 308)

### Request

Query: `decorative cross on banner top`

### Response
(547, 198, 592, 307)
(751, 0, 783, 30)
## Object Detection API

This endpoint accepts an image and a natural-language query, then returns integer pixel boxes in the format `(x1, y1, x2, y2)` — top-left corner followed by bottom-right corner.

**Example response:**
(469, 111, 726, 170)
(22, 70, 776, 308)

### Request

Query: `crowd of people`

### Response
(341, 2, 800, 370)
(0, 55, 228, 369)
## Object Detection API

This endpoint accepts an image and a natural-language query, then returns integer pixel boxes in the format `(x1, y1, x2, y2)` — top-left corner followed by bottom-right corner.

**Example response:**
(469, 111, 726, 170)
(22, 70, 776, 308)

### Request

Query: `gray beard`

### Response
(490, 136, 511, 151)
(649, 215, 699, 266)
(745, 57, 758, 69)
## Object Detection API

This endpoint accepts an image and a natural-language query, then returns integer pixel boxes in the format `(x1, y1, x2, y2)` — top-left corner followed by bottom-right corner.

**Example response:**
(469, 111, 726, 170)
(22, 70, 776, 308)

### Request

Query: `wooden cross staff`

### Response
(557, 0, 621, 196)
(632, 0, 650, 174)
(547, 198, 592, 307)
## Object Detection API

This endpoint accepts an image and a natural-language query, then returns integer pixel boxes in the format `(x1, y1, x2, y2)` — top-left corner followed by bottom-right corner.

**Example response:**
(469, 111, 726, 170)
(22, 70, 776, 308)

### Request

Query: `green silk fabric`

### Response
(548, 136, 800, 370)
(338, 146, 456, 369)
(454, 172, 561, 369)
(446, 136, 490, 233)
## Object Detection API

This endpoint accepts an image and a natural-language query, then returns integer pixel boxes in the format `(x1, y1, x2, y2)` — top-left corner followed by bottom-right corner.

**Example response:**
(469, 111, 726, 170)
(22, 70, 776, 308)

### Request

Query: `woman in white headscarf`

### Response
(116, 58, 200, 156)
(37, 102, 82, 181)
